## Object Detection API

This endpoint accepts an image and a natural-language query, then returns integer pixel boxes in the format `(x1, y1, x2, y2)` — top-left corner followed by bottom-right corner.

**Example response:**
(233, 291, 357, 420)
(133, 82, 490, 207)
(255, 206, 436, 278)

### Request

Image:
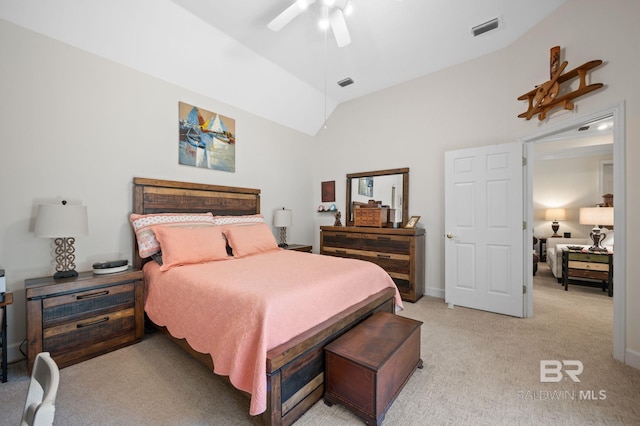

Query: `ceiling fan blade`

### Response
(329, 8, 351, 47)
(268, 0, 317, 32)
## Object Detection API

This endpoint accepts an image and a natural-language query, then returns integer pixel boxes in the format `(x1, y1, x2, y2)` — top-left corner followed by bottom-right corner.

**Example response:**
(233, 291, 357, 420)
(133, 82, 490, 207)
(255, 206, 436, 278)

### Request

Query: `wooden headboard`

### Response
(131, 177, 261, 269)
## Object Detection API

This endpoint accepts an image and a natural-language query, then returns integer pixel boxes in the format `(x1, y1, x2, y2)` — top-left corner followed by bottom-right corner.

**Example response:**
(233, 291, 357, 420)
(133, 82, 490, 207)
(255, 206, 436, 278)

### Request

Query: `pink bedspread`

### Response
(143, 249, 402, 415)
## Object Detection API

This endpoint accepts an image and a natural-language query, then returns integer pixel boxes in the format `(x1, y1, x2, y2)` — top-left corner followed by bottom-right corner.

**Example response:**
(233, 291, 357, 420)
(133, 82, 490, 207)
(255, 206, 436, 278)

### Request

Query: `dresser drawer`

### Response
(321, 246, 361, 259)
(359, 250, 410, 278)
(322, 231, 361, 250)
(361, 234, 411, 255)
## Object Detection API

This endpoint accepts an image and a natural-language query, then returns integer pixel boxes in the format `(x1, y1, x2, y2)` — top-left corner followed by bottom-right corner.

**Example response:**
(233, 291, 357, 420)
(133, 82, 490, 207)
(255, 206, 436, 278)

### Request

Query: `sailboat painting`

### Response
(178, 102, 236, 172)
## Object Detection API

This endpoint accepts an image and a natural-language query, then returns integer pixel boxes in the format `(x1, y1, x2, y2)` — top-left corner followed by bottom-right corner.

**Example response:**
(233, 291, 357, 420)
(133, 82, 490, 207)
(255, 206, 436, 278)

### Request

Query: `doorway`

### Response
(521, 103, 626, 362)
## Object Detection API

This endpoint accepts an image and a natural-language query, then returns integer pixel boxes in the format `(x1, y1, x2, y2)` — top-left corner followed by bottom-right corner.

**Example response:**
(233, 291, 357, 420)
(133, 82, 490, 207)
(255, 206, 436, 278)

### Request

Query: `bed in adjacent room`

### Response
(131, 177, 401, 426)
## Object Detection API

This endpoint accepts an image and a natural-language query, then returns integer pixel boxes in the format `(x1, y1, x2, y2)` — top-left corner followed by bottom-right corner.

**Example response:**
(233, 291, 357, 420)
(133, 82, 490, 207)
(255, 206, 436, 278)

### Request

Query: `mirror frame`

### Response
(345, 167, 409, 227)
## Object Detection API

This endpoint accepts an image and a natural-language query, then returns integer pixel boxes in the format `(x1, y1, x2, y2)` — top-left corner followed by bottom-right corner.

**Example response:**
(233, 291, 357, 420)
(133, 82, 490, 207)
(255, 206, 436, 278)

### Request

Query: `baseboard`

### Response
(425, 286, 444, 299)
(625, 348, 640, 370)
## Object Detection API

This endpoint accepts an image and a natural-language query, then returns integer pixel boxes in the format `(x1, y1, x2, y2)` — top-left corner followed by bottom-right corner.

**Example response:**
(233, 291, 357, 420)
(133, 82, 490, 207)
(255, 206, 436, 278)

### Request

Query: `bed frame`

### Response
(132, 177, 396, 425)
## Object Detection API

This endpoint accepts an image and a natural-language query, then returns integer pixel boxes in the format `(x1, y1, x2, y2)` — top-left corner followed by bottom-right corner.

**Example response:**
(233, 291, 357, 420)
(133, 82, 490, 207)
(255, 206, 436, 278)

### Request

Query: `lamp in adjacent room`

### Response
(579, 207, 614, 252)
(35, 200, 88, 279)
(273, 207, 292, 248)
(545, 208, 566, 237)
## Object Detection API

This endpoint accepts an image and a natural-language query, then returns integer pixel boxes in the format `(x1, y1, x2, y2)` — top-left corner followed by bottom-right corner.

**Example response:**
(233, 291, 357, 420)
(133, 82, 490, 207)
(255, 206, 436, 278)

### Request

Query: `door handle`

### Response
(446, 233, 453, 239)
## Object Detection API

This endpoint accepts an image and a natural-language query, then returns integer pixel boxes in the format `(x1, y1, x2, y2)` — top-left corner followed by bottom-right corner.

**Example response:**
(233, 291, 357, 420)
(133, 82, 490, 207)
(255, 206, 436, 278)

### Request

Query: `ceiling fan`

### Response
(268, 0, 353, 47)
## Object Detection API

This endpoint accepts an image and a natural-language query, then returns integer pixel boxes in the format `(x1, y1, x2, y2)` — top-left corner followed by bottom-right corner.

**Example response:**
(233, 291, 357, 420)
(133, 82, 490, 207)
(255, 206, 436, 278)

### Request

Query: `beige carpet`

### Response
(2, 263, 639, 425)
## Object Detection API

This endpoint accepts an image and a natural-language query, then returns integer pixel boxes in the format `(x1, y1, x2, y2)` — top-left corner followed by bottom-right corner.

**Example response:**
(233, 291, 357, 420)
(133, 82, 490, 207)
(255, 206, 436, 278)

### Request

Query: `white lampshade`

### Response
(273, 208, 292, 228)
(579, 207, 614, 226)
(35, 203, 89, 238)
(544, 208, 566, 221)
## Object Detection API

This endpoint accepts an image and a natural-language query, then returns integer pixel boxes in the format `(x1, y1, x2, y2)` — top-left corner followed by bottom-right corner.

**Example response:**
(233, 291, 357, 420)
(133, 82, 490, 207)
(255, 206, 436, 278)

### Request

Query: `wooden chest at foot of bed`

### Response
(324, 312, 423, 425)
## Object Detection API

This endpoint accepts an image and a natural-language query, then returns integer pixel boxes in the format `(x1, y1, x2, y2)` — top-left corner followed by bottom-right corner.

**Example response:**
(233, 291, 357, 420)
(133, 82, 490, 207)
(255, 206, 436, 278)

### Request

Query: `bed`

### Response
(131, 177, 401, 425)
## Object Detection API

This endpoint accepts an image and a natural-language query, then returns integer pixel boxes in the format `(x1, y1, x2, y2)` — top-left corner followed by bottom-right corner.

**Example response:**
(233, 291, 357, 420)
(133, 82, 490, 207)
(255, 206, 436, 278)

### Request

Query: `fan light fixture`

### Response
(268, 0, 353, 47)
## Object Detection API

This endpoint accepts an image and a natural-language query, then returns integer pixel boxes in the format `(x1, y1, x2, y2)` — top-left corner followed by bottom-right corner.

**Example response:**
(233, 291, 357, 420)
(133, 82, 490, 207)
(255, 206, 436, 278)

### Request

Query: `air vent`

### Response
(337, 77, 354, 87)
(471, 17, 499, 37)
(578, 125, 590, 131)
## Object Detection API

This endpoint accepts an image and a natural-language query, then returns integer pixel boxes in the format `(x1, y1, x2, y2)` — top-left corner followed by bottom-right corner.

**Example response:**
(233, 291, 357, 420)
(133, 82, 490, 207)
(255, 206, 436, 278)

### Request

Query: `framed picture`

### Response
(358, 177, 373, 197)
(405, 215, 421, 229)
(322, 181, 335, 202)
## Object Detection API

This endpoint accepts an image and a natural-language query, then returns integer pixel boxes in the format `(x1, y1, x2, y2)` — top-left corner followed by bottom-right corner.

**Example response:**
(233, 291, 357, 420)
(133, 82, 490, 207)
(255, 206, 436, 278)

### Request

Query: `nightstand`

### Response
(25, 268, 144, 373)
(562, 249, 613, 296)
(283, 244, 313, 253)
(1, 292, 13, 382)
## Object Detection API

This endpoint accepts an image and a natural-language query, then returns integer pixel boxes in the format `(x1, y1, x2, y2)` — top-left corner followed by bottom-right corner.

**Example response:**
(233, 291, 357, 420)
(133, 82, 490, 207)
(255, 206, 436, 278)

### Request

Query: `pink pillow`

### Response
(223, 223, 279, 258)
(154, 225, 228, 271)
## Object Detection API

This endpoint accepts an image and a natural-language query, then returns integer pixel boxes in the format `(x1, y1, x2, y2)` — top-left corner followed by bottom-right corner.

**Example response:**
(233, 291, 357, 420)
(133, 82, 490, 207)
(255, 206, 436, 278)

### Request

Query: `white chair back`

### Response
(21, 352, 60, 426)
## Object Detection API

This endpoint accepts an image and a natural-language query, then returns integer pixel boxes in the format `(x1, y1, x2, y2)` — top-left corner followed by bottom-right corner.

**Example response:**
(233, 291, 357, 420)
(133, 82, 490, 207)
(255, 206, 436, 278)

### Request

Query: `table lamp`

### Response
(545, 208, 566, 237)
(273, 207, 292, 248)
(35, 200, 88, 279)
(579, 207, 613, 252)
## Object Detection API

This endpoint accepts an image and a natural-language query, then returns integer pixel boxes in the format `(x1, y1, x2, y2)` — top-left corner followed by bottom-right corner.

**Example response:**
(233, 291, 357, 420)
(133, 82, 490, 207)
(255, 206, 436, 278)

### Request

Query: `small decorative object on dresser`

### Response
(405, 215, 421, 229)
(25, 269, 144, 373)
(334, 211, 342, 226)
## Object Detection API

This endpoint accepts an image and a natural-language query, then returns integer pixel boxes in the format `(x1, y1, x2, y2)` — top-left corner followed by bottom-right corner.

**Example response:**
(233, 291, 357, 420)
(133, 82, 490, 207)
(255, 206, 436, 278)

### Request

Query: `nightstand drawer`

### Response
(568, 252, 609, 263)
(567, 261, 609, 272)
(42, 282, 135, 327)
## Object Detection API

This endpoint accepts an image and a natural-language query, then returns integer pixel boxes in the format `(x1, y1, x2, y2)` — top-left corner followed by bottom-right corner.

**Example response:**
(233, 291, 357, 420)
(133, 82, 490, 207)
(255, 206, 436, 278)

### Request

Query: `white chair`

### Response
(21, 352, 60, 426)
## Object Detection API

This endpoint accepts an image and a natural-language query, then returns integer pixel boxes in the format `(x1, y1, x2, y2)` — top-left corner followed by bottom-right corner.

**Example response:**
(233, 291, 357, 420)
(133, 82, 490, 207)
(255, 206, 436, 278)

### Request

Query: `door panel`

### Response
(445, 142, 524, 317)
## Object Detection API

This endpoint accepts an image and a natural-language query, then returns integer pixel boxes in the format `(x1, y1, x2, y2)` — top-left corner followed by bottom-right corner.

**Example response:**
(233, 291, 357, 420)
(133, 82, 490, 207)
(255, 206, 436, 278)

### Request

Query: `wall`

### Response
(533, 152, 614, 239)
(312, 0, 640, 365)
(0, 19, 315, 361)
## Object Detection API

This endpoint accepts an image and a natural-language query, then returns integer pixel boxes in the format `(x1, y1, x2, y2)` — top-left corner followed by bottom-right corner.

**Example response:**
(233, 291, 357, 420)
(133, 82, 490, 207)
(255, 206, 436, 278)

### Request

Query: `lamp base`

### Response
(588, 227, 608, 252)
(53, 270, 78, 280)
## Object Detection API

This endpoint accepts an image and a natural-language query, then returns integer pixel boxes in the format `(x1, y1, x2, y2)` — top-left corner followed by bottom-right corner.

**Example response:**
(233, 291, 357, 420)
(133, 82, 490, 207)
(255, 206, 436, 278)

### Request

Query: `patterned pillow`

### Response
(130, 212, 215, 258)
(212, 214, 264, 226)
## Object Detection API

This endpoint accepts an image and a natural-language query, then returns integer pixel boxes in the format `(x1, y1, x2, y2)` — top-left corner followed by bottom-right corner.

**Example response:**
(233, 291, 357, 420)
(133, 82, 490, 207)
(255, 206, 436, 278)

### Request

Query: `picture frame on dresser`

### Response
(405, 216, 420, 229)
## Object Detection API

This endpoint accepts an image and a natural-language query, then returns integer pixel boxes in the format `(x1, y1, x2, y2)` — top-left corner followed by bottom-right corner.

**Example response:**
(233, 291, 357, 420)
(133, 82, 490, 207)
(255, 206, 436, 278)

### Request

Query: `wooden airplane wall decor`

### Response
(518, 50, 604, 121)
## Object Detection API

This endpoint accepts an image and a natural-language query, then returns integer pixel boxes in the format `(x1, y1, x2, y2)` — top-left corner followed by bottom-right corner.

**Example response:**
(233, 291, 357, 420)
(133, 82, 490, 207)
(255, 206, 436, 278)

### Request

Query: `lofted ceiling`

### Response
(1, 0, 566, 135)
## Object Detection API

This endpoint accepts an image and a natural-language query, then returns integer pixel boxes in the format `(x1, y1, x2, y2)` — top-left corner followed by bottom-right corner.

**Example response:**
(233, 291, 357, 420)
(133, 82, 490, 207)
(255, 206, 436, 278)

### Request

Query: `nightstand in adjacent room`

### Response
(562, 249, 613, 296)
(283, 244, 313, 253)
(25, 268, 144, 373)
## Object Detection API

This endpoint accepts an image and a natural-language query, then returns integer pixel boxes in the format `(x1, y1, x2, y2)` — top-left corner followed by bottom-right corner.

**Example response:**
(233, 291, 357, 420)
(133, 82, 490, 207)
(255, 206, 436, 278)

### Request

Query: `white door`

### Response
(444, 142, 525, 317)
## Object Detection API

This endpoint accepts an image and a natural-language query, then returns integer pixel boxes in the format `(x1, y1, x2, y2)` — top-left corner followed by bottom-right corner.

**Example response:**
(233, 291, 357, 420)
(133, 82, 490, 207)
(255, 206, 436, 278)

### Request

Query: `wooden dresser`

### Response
(25, 269, 144, 373)
(320, 226, 425, 302)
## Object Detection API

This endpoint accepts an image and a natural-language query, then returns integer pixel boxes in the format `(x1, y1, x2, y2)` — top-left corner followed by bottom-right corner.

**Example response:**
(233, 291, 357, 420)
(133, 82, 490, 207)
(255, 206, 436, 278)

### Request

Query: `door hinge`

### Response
(523, 221, 527, 230)
(522, 157, 527, 166)
(523, 285, 527, 294)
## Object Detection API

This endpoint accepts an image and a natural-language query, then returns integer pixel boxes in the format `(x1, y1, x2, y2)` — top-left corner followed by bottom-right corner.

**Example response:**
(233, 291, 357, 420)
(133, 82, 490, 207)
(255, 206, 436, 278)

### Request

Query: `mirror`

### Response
(346, 168, 409, 227)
